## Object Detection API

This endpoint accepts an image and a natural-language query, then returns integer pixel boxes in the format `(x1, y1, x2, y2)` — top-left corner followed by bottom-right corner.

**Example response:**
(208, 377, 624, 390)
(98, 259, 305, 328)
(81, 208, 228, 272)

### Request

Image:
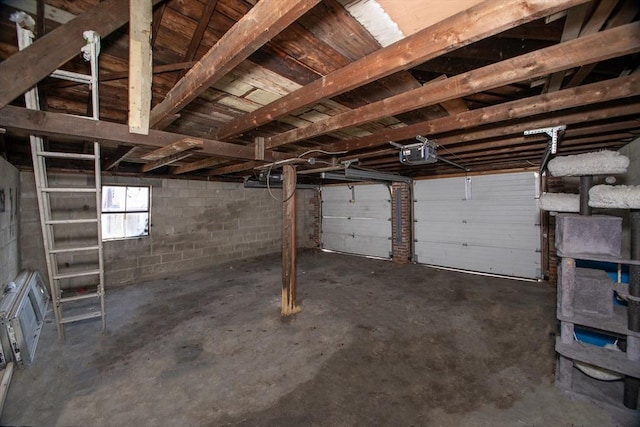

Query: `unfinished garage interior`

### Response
(0, 0, 640, 424)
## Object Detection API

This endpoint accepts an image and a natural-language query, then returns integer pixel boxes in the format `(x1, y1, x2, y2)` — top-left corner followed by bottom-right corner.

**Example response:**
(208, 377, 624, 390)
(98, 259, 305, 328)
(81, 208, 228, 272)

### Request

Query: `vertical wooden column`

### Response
(129, 0, 153, 134)
(282, 164, 300, 316)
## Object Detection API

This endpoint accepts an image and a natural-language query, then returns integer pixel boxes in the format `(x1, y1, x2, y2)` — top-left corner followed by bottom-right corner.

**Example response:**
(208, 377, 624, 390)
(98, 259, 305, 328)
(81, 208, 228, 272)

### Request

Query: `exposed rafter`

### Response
(149, 0, 322, 129)
(0, 0, 163, 109)
(215, 0, 590, 140)
(0, 106, 289, 162)
(265, 23, 640, 149)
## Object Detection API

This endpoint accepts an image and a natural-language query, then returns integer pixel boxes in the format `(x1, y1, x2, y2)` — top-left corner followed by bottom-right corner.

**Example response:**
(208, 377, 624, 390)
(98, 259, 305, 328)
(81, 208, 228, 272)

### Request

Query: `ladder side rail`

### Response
(94, 142, 106, 331)
(30, 138, 64, 340)
(17, 22, 66, 339)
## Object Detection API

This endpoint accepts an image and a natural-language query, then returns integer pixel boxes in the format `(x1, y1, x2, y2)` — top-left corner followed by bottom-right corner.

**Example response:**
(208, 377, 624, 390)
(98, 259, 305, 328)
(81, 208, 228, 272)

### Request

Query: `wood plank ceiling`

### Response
(0, 0, 638, 182)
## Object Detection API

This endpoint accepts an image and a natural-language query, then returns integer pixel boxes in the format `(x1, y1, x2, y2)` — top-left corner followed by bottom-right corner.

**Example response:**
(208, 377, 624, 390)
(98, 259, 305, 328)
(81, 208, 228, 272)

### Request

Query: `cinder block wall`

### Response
(20, 172, 319, 287)
(0, 157, 19, 287)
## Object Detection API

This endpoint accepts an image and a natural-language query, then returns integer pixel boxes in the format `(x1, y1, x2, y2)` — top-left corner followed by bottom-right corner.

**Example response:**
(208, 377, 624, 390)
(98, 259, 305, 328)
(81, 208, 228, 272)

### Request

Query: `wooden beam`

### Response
(129, 0, 153, 134)
(176, 0, 219, 80)
(324, 73, 640, 153)
(215, 0, 591, 140)
(140, 137, 203, 161)
(440, 98, 469, 115)
(102, 145, 137, 171)
(0, 105, 290, 162)
(141, 152, 194, 173)
(543, 2, 591, 93)
(209, 77, 640, 176)
(0, 0, 163, 109)
(172, 157, 227, 175)
(207, 161, 262, 176)
(437, 113, 640, 152)
(149, 0, 322, 129)
(565, 0, 640, 89)
(151, 2, 167, 47)
(254, 136, 265, 161)
(281, 164, 300, 317)
(265, 23, 640, 149)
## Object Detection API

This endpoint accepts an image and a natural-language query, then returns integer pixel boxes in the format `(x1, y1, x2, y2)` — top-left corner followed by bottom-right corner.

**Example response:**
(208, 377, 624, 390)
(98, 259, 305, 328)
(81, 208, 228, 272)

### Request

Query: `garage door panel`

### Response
(322, 234, 391, 259)
(321, 184, 391, 259)
(415, 242, 539, 278)
(414, 172, 540, 279)
(415, 202, 538, 224)
(415, 222, 539, 250)
(322, 217, 391, 238)
(322, 201, 391, 218)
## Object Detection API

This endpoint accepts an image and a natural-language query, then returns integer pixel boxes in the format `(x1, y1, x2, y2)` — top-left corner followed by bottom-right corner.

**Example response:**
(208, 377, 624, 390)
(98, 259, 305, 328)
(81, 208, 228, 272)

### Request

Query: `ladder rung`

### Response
(36, 151, 97, 160)
(49, 245, 100, 254)
(50, 69, 92, 84)
(60, 292, 101, 303)
(46, 219, 98, 225)
(60, 311, 102, 324)
(54, 269, 101, 280)
(41, 188, 97, 193)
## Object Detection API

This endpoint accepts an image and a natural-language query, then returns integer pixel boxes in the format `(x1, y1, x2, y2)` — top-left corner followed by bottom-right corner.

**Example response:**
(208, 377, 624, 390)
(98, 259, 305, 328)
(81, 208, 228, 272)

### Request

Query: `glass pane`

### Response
(102, 213, 125, 240)
(102, 186, 127, 212)
(126, 187, 149, 211)
(124, 213, 149, 238)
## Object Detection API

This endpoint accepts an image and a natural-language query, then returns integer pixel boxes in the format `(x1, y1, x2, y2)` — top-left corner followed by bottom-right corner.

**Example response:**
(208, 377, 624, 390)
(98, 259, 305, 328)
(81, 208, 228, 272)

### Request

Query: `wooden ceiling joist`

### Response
(173, 157, 228, 175)
(322, 72, 640, 154)
(210, 74, 640, 176)
(176, 0, 220, 80)
(565, 0, 640, 89)
(141, 152, 194, 173)
(215, 0, 590, 140)
(140, 137, 203, 161)
(0, 105, 289, 162)
(207, 161, 262, 176)
(0, 0, 163, 109)
(543, 2, 592, 93)
(149, 0, 322, 129)
(265, 22, 640, 149)
(102, 145, 137, 171)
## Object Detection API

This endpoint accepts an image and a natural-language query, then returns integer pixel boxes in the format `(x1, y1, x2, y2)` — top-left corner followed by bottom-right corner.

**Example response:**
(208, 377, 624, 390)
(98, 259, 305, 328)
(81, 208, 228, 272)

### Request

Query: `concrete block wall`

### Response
(20, 172, 319, 288)
(0, 156, 19, 287)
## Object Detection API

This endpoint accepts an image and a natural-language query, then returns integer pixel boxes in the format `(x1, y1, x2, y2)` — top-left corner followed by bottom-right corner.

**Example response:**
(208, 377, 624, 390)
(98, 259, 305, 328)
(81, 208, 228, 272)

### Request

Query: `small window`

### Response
(101, 185, 150, 240)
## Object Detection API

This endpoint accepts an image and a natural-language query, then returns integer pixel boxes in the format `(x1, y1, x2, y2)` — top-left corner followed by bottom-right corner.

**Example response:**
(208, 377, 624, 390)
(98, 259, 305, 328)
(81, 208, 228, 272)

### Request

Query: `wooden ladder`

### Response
(14, 12, 105, 339)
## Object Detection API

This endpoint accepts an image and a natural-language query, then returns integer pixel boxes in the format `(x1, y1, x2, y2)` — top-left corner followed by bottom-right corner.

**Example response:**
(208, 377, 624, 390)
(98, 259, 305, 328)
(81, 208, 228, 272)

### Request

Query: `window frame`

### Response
(101, 185, 151, 241)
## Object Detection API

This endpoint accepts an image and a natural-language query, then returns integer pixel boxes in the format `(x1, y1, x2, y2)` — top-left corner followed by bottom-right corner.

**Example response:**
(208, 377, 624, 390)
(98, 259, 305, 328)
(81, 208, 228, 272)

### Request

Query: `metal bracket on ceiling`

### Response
(524, 125, 566, 173)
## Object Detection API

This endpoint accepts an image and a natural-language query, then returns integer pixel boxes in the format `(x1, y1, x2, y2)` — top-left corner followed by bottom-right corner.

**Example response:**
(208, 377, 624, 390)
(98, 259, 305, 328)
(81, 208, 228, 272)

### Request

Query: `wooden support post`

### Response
(282, 164, 300, 316)
(255, 136, 265, 161)
(129, 0, 153, 134)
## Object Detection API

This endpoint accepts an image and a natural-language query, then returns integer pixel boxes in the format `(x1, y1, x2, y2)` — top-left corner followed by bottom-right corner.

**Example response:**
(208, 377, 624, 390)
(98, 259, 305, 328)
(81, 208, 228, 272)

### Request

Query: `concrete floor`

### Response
(2, 250, 638, 426)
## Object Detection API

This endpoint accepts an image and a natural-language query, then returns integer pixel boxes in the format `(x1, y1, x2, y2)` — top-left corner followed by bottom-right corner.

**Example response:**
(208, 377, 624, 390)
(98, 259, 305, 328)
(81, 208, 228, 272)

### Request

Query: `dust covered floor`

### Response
(2, 250, 637, 426)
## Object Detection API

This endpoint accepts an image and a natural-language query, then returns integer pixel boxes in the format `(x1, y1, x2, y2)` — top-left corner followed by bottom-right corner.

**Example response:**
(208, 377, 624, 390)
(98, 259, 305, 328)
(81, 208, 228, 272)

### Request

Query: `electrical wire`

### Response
(298, 149, 348, 158)
(266, 162, 297, 203)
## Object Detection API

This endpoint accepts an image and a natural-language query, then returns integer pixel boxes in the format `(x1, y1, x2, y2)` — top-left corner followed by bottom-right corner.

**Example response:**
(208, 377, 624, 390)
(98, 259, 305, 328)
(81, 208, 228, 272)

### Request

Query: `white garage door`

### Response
(321, 184, 391, 259)
(414, 172, 541, 279)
